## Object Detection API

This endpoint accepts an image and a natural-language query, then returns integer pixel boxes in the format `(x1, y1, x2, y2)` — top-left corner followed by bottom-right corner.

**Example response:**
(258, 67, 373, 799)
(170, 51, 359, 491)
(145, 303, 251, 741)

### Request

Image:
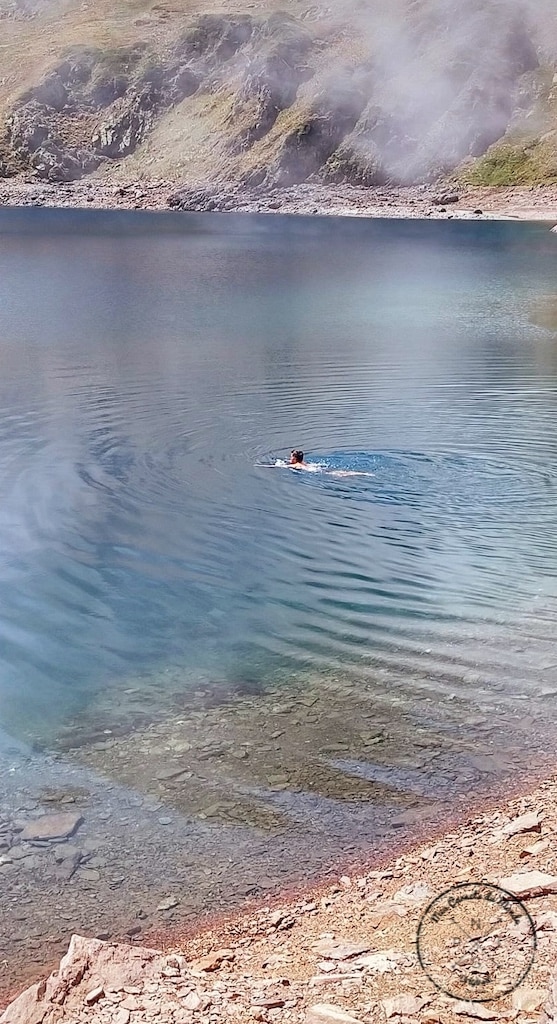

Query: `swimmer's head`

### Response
(290, 450, 304, 464)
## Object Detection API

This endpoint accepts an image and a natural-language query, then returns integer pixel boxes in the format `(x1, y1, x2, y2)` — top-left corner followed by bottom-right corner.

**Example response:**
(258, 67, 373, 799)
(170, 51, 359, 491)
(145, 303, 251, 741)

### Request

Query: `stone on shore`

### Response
(312, 940, 371, 961)
(0, 935, 173, 1024)
(521, 838, 550, 857)
(500, 810, 542, 836)
(511, 987, 547, 1011)
(190, 948, 235, 972)
(452, 1003, 503, 1020)
(541, 962, 557, 1022)
(306, 1004, 365, 1024)
(354, 950, 406, 972)
(381, 993, 430, 1017)
(498, 870, 557, 898)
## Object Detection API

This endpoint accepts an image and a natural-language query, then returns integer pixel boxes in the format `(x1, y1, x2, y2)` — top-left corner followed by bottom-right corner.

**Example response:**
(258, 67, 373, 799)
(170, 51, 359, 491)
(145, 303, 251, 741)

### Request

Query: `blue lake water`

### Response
(3, 209, 557, 991)
(1, 210, 557, 741)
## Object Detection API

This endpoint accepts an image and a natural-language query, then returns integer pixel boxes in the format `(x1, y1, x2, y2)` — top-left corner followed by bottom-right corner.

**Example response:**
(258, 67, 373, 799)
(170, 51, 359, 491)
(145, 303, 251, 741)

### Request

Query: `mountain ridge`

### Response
(1, 0, 557, 188)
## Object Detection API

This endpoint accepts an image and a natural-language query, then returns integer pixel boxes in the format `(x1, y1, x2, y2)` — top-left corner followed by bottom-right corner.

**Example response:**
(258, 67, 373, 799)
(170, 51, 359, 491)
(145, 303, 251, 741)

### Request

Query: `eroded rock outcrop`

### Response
(0, 935, 186, 1024)
(264, 68, 370, 186)
(228, 13, 313, 153)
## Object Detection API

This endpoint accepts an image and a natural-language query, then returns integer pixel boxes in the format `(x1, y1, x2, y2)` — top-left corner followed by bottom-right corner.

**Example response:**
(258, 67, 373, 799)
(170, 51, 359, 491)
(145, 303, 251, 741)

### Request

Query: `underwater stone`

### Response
(20, 812, 83, 842)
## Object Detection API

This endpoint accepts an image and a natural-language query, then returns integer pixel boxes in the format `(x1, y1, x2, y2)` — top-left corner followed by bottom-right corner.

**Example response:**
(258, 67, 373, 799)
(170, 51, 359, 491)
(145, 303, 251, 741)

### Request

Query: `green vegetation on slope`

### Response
(460, 65, 557, 186)
(462, 139, 557, 186)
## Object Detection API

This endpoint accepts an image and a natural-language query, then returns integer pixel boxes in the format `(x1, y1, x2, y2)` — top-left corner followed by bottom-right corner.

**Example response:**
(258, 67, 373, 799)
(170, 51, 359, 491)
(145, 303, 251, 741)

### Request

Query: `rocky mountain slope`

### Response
(1, 0, 557, 188)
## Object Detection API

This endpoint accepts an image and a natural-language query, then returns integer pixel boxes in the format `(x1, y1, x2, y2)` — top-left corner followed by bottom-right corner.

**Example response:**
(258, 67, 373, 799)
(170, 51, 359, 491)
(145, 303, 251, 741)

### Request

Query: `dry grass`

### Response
(0, 0, 306, 110)
(103, 86, 237, 181)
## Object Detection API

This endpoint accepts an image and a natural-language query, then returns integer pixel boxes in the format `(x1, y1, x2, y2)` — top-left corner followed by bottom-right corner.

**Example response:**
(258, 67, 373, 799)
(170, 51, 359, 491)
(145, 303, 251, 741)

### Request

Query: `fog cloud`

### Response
(315, 0, 554, 182)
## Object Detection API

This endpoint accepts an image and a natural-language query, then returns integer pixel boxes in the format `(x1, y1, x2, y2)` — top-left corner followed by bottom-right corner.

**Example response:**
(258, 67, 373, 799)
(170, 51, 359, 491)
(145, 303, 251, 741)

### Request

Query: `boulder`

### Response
(20, 812, 83, 841)
(0, 935, 181, 1024)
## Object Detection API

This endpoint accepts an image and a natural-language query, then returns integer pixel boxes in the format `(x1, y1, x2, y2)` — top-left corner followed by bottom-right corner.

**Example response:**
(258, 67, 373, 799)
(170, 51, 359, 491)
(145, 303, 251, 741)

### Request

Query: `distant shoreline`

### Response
(2, 178, 557, 223)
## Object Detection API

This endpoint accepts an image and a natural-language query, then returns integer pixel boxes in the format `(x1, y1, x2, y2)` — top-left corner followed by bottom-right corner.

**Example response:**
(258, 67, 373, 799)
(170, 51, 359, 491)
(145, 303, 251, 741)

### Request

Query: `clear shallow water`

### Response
(1, 210, 557, 740)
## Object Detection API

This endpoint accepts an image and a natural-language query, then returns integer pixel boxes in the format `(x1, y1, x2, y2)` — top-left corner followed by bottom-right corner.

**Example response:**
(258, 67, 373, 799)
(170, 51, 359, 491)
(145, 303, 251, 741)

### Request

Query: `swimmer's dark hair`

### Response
(291, 450, 304, 463)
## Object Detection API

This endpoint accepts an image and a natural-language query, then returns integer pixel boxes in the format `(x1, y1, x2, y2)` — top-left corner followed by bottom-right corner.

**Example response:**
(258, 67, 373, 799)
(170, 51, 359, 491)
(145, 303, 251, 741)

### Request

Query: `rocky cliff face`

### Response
(0, 0, 556, 188)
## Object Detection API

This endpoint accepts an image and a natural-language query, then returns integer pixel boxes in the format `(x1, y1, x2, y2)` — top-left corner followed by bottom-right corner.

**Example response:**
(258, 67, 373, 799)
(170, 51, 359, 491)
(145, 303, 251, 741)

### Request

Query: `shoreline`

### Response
(4, 766, 557, 1021)
(2, 178, 557, 222)
(133, 757, 557, 960)
(0, 723, 555, 1012)
(1, 640, 557, 1009)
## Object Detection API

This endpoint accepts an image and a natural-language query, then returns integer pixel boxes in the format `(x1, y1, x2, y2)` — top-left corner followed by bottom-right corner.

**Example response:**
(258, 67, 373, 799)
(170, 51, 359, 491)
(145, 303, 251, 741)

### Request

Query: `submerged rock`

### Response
(20, 812, 83, 841)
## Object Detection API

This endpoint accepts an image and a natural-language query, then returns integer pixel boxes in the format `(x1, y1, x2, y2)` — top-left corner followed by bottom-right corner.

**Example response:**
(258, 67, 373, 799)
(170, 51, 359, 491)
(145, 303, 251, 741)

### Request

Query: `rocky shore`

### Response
(1, 656, 556, 1015)
(4, 775, 557, 1023)
(2, 178, 557, 221)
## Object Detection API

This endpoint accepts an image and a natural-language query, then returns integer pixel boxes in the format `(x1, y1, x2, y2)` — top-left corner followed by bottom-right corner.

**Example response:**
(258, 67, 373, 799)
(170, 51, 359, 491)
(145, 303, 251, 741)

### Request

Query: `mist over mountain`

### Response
(1, 0, 556, 187)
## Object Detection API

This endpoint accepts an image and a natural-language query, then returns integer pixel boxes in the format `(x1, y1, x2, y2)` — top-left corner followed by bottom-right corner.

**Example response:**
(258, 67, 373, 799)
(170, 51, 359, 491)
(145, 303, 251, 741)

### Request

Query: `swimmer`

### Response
(289, 450, 372, 477)
(259, 450, 373, 477)
(289, 449, 311, 469)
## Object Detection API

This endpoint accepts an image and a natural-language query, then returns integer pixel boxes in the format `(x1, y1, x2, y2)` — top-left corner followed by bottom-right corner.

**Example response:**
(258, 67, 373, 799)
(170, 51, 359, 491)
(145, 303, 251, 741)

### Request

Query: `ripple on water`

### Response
(0, 215, 557, 743)
(2, 212, 557, 996)
(262, 448, 555, 510)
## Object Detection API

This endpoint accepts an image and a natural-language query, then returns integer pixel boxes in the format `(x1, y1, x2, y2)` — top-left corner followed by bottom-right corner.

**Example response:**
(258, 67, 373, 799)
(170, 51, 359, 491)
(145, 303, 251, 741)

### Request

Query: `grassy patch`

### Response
(461, 138, 557, 186)
(461, 64, 557, 186)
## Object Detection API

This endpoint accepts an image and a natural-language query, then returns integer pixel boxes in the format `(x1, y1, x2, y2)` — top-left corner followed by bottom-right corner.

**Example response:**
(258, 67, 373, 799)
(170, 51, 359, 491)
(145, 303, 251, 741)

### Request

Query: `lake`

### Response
(1, 209, 557, 992)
